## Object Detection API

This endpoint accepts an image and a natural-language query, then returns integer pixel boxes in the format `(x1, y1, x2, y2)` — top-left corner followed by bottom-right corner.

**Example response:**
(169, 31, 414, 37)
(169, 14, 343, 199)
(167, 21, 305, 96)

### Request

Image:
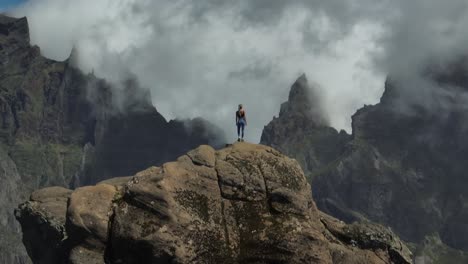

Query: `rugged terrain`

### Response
(261, 72, 468, 263)
(0, 14, 224, 263)
(16, 143, 412, 264)
(261, 74, 350, 182)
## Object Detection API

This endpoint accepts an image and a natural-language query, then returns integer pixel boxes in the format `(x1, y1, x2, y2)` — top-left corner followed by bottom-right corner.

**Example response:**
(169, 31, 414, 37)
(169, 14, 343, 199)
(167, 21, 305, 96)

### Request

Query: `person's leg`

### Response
(237, 123, 240, 140)
(241, 123, 245, 139)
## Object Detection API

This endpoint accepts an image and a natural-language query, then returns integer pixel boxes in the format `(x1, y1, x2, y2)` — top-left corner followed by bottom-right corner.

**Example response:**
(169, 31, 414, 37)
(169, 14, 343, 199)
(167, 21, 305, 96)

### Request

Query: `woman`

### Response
(236, 104, 247, 142)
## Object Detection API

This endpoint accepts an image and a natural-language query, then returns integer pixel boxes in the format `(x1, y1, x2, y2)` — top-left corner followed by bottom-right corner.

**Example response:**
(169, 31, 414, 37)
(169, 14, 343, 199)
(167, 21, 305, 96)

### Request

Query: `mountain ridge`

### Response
(261, 69, 468, 263)
(0, 14, 225, 263)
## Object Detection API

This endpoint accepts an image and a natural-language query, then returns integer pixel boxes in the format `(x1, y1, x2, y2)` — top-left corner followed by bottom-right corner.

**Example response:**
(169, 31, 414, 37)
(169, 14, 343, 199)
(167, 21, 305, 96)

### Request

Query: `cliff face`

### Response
(16, 143, 412, 264)
(0, 14, 224, 263)
(261, 70, 468, 262)
(260, 75, 350, 182)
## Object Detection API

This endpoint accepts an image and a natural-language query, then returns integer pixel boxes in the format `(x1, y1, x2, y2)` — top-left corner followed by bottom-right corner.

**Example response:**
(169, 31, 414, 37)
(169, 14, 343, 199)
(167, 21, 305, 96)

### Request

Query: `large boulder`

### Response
(16, 143, 412, 264)
(15, 187, 71, 264)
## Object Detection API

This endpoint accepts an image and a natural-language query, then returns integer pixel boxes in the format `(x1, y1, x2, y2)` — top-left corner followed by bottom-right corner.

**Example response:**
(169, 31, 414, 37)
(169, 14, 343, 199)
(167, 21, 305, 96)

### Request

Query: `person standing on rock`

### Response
(236, 104, 247, 142)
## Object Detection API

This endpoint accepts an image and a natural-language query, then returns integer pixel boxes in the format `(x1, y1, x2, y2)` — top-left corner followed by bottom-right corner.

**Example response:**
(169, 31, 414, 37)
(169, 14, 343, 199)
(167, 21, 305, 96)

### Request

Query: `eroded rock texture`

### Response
(16, 143, 412, 264)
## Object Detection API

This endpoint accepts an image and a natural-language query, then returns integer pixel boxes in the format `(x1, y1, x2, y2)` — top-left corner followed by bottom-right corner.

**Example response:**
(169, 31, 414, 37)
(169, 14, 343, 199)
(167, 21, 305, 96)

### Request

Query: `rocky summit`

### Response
(261, 69, 468, 262)
(0, 14, 224, 263)
(261, 74, 350, 182)
(15, 143, 412, 264)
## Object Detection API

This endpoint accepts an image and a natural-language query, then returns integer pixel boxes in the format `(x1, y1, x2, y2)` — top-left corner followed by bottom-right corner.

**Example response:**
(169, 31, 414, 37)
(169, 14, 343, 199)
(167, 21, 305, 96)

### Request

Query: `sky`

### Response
(0, 0, 23, 10)
(3, 0, 468, 143)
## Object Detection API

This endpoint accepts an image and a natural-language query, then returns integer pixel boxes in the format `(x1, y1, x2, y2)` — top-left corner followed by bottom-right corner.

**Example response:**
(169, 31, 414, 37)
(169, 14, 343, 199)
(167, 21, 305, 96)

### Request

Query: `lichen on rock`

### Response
(16, 143, 413, 264)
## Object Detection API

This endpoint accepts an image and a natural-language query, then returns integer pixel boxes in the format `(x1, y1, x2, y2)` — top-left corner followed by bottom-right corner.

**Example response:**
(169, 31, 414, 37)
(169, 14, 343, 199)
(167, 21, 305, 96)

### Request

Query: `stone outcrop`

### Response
(16, 143, 412, 264)
(261, 69, 468, 262)
(0, 14, 224, 263)
(261, 74, 350, 181)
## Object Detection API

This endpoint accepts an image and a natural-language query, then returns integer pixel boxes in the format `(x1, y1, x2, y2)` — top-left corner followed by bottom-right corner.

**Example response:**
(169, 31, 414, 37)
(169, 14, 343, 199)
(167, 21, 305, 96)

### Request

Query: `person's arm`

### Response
(244, 112, 247, 126)
(235, 112, 238, 124)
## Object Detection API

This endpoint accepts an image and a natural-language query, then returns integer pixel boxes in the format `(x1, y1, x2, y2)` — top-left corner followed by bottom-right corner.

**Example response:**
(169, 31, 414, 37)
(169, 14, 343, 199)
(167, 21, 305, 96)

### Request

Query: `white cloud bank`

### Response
(7, 0, 468, 142)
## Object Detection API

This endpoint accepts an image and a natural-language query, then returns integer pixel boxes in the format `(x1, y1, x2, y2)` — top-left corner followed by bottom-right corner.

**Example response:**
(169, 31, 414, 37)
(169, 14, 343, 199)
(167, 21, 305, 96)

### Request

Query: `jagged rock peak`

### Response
(0, 15, 30, 45)
(284, 73, 311, 110)
(16, 143, 412, 264)
(294, 72, 308, 88)
(279, 73, 328, 126)
(67, 45, 79, 67)
(0, 14, 22, 24)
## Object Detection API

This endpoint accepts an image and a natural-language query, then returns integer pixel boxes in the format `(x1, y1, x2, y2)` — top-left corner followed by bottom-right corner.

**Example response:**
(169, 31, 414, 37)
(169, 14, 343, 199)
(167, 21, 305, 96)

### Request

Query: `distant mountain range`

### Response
(261, 66, 468, 263)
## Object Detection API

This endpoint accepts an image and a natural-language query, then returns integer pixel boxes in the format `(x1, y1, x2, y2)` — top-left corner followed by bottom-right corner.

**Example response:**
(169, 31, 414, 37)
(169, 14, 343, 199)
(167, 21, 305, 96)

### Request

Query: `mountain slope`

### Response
(0, 14, 225, 263)
(261, 71, 468, 263)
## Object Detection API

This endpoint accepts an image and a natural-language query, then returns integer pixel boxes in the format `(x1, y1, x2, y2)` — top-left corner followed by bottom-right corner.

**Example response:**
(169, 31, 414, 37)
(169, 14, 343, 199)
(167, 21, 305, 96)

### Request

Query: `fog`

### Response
(7, 0, 468, 142)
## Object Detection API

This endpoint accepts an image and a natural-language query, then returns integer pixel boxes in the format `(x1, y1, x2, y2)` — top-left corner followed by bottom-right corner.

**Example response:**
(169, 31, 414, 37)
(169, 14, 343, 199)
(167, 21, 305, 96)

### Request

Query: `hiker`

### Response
(236, 104, 247, 142)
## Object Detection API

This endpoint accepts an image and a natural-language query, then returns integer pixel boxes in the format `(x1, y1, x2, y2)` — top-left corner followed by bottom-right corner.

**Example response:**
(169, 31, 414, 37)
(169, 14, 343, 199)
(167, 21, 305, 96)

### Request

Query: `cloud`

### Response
(8, 0, 468, 142)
